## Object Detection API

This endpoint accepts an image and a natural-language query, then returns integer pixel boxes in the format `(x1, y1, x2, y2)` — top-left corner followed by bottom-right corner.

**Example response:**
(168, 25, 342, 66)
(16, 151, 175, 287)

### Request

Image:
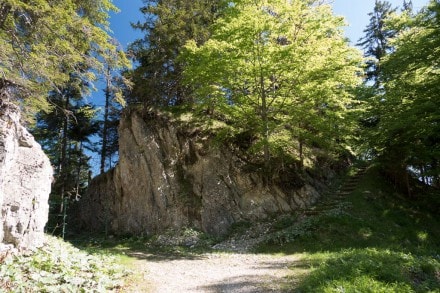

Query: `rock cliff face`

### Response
(80, 110, 322, 236)
(0, 102, 52, 250)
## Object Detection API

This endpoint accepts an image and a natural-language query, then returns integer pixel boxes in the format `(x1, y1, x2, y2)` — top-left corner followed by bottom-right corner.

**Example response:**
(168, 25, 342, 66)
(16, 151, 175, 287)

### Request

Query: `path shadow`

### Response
(199, 274, 293, 293)
(66, 234, 210, 261)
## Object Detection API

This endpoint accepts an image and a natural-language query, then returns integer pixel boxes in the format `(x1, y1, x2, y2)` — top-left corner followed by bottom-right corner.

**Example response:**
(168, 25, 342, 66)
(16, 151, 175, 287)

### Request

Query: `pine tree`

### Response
(0, 0, 129, 119)
(357, 0, 397, 86)
(99, 41, 131, 174)
(128, 0, 223, 106)
(403, 0, 413, 13)
(33, 79, 99, 235)
(100, 67, 126, 174)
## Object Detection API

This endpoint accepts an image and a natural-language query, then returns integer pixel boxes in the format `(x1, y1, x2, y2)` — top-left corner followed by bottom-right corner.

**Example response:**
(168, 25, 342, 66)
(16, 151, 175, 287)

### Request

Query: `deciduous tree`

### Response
(181, 0, 362, 172)
(371, 0, 440, 191)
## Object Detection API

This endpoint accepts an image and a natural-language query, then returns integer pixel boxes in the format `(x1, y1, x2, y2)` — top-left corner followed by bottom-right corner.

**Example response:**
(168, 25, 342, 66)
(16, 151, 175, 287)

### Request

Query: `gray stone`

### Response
(0, 103, 52, 250)
(78, 110, 321, 237)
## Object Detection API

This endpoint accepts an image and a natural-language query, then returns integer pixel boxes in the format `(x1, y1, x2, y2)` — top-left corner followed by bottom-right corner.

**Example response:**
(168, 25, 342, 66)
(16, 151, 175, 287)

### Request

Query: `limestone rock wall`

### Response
(0, 103, 52, 250)
(79, 110, 321, 236)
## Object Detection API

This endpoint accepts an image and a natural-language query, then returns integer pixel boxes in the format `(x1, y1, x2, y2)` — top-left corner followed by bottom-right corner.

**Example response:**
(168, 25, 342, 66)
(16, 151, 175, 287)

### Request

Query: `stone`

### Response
(0, 103, 52, 250)
(78, 110, 322, 237)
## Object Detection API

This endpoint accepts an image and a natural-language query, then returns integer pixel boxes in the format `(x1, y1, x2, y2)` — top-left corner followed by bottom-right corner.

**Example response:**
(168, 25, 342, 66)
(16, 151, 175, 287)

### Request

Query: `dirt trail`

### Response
(125, 251, 298, 293)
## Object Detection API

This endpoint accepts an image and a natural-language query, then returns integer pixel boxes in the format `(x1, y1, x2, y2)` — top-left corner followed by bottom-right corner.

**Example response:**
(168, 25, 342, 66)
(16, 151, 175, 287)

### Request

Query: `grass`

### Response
(258, 164, 440, 292)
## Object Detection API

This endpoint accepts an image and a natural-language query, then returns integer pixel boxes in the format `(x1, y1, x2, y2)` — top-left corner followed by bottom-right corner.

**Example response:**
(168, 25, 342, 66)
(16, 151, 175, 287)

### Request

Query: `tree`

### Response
(0, 0, 128, 118)
(181, 0, 363, 172)
(357, 0, 397, 86)
(100, 41, 132, 174)
(128, 0, 224, 106)
(370, 0, 440, 191)
(402, 0, 413, 13)
(33, 80, 99, 235)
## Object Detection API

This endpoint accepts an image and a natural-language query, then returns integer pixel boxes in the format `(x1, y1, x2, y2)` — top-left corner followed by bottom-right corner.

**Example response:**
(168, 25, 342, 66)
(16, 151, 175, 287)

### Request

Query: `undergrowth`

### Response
(258, 164, 440, 292)
(0, 236, 128, 292)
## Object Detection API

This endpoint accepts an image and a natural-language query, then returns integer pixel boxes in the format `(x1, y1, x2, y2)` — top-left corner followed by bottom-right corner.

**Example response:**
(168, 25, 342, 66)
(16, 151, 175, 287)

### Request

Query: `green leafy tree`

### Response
(0, 0, 129, 118)
(128, 0, 223, 106)
(370, 0, 440, 191)
(181, 0, 362, 172)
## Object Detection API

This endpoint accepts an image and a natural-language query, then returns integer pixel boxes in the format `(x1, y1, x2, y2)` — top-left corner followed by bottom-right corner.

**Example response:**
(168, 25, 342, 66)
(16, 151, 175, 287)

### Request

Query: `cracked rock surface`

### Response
(0, 103, 52, 251)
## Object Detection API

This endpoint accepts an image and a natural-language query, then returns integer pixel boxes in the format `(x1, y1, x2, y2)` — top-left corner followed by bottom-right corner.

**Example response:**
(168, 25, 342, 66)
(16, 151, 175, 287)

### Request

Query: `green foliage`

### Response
(0, 0, 129, 118)
(258, 165, 440, 292)
(128, 0, 223, 106)
(32, 78, 100, 236)
(357, 0, 398, 85)
(363, 0, 440, 188)
(181, 0, 363, 169)
(0, 236, 127, 291)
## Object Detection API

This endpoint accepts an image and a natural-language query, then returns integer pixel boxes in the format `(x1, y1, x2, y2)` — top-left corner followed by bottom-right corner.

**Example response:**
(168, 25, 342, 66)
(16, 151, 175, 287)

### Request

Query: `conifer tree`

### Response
(357, 0, 397, 86)
(33, 80, 99, 234)
(128, 0, 223, 106)
(0, 0, 129, 118)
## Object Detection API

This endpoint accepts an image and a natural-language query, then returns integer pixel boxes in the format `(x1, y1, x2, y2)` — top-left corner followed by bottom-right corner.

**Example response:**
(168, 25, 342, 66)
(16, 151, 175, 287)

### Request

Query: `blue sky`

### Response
(332, 0, 428, 44)
(109, 0, 429, 48)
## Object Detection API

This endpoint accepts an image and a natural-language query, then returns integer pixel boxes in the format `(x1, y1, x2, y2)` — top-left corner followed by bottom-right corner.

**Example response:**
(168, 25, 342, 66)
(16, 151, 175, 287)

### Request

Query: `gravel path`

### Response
(125, 251, 298, 293)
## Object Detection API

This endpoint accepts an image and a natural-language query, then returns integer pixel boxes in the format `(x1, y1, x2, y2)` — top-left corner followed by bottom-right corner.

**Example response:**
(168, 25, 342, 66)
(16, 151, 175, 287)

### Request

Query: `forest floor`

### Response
(72, 165, 439, 293)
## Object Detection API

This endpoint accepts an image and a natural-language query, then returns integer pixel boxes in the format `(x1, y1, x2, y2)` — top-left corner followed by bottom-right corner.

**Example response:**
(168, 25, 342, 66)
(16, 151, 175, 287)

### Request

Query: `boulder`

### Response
(0, 102, 52, 250)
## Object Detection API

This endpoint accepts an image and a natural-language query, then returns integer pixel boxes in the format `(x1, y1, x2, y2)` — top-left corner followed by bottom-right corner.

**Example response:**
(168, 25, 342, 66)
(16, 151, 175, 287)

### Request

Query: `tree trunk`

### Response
(260, 71, 270, 174)
(75, 141, 84, 200)
(100, 66, 111, 174)
(299, 139, 304, 169)
(59, 94, 70, 213)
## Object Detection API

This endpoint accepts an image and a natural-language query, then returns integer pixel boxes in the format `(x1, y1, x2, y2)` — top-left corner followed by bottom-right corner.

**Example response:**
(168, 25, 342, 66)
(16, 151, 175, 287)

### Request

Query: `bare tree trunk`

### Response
(260, 71, 270, 175)
(75, 141, 84, 200)
(59, 94, 70, 213)
(100, 66, 111, 174)
(299, 139, 304, 169)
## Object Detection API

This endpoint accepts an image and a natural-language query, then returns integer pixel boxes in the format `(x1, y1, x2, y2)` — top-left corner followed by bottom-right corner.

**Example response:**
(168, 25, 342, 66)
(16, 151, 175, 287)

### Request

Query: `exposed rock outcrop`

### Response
(0, 102, 52, 250)
(79, 110, 323, 236)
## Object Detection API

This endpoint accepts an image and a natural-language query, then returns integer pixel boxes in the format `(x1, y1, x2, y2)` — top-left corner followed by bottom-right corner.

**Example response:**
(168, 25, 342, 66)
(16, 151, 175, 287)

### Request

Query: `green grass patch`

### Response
(258, 165, 440, 292)
(295, 248, 439, 292)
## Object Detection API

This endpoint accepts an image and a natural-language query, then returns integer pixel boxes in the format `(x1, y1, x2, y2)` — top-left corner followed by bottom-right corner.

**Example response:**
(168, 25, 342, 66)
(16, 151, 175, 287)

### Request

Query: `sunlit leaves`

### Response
(181, 0, 363, 167)
(367, 0, 440, 182)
